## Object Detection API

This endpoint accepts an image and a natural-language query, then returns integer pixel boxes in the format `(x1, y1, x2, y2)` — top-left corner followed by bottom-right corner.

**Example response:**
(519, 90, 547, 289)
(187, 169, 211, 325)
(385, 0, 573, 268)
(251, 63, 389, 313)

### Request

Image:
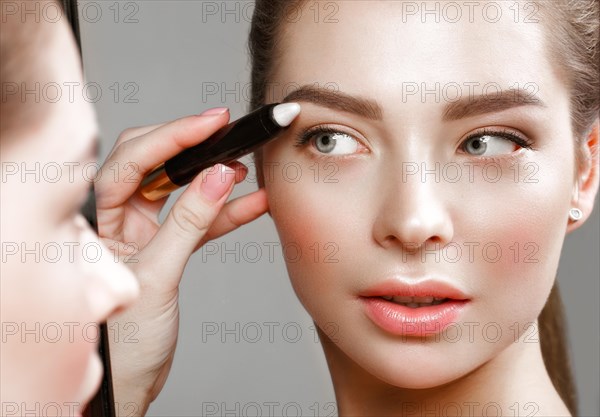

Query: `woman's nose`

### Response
(372, 166, 454, 252)
(76, 216, 140, 321)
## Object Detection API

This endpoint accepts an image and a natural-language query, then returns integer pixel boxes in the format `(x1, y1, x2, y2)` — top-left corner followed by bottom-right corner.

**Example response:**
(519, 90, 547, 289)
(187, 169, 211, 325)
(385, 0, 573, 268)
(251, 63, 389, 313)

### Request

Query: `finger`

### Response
(130, 161, 248, 222)
(225, 161, 249, 184)
(105, 122, 168, 159)
(129, 160, 247, 221)
(122, 160, 248, 228)
(98, 160, 249, 241)
(96, 108, 230, 209)
(127, 160, 248, 223)
(137, 163, 237, 279)
(194, 187, 269, 250)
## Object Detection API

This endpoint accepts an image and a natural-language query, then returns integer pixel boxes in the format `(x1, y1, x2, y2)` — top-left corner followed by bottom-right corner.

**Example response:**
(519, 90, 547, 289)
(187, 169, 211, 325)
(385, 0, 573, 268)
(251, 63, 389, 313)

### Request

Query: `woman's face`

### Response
(0, 20, 138, 413)
(262, 1, 584, 387)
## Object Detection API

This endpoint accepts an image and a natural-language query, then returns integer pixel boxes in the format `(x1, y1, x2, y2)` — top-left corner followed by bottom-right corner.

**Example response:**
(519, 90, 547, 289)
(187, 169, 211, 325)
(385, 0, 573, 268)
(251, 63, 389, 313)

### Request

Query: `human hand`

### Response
(94, 108, 269, 415)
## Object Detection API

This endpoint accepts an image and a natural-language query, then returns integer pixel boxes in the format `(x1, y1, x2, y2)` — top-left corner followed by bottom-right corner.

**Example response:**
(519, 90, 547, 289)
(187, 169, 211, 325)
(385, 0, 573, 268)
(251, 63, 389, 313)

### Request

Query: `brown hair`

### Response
(536, 0, 600, 173)
(248, 1, 600, 415)
(0, 0, 62, 140)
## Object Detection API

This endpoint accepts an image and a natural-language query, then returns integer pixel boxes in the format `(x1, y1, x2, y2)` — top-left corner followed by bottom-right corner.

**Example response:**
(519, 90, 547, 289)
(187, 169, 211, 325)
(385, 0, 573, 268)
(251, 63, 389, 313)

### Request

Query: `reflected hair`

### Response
(0, 0, 63, 140)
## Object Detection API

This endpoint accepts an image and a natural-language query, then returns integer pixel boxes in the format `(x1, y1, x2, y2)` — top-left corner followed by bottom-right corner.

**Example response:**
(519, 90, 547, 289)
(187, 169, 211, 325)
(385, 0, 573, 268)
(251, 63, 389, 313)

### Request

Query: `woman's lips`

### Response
(359, 278, 471, 336)
(361, 297, 470, 337)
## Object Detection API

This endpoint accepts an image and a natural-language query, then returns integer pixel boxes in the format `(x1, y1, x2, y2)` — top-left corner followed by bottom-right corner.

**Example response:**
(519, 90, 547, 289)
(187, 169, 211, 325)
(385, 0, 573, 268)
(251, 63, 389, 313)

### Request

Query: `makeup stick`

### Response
(140, 102, 301, 201)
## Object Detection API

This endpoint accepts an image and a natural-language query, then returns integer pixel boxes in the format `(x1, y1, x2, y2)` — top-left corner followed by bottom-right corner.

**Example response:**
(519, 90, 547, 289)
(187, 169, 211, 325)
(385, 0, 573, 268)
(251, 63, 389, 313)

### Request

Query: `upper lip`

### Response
(360, 278, 470, 300)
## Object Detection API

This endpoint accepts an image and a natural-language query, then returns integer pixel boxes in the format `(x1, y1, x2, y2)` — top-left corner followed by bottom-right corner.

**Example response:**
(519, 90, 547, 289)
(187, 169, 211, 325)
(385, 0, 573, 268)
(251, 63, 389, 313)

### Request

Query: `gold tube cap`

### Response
(140, 164, 180, 201)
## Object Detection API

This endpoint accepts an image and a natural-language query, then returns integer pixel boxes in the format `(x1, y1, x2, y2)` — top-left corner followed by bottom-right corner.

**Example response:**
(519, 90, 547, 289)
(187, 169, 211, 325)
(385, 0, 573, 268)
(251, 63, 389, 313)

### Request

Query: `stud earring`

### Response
(569, 207, 583, 221)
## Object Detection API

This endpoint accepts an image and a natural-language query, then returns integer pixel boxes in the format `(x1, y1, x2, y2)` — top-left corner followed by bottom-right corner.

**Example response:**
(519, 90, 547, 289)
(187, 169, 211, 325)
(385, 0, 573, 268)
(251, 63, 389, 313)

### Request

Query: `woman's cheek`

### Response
(266, 160, 364, 315)
(461, 162, 572, 334)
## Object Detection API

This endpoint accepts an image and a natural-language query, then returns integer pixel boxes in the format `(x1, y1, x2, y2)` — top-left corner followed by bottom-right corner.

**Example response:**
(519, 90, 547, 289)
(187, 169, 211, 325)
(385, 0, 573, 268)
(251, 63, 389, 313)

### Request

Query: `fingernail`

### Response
(200, 107, 229, 116)
(201, 164, 235, 202)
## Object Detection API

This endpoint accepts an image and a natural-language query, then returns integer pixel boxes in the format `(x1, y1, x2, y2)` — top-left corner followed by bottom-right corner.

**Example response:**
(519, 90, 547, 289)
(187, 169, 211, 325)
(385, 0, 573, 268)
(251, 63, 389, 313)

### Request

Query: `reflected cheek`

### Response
(1, 255, 99, 403)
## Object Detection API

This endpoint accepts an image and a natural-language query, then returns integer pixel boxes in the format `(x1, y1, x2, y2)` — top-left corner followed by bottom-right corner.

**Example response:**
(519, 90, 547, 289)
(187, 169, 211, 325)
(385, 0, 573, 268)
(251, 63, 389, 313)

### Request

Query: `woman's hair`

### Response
(0, 0, 61, 140)
(248, 1, 600, 415)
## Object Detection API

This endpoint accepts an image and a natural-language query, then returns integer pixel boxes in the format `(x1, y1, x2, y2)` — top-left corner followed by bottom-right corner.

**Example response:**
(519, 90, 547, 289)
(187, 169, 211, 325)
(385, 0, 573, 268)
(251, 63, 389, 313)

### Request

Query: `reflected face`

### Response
(261, 1, 577, 387)
(0, 19, 138, 413)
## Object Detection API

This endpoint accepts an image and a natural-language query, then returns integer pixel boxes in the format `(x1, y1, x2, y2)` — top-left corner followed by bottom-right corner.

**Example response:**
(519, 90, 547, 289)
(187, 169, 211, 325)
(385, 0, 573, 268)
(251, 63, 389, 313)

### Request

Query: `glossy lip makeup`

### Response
(140, 102, 301, 201)
(360, 279, 471, 337)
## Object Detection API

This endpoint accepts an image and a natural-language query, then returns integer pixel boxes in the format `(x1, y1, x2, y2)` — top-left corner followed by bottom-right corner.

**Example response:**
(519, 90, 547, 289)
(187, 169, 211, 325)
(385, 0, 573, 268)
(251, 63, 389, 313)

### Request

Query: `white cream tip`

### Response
(272, 103, 301, 127)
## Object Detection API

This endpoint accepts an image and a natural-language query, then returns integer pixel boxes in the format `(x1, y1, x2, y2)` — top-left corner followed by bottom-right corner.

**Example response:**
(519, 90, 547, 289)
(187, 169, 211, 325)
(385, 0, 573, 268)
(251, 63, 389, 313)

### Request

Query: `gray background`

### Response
(78, 1, 599, 415)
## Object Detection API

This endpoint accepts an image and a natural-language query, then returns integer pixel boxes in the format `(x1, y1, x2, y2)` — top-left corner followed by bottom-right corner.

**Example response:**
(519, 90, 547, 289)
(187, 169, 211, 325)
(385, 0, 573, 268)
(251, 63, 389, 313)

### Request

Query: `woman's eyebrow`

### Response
(442, 89, 546, 121)
(282, 85, 546, 121)
(282, 85, 383, 120)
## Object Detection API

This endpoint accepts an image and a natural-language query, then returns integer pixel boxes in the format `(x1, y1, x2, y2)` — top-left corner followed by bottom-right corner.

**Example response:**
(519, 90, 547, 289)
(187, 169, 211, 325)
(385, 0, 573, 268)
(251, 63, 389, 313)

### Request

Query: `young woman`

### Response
(248, 1, 599, 415)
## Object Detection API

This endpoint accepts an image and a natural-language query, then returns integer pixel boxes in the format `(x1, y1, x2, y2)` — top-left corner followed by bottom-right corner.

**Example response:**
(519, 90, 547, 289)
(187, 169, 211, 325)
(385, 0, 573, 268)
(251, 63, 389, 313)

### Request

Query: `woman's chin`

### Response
(371, 364, 462, 390)
(346, 344, 474, 390)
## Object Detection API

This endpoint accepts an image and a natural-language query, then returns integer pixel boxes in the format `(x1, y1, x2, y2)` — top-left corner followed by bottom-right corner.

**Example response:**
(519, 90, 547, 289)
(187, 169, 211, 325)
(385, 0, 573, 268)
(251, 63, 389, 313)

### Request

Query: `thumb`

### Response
(138, 163, 236, 280)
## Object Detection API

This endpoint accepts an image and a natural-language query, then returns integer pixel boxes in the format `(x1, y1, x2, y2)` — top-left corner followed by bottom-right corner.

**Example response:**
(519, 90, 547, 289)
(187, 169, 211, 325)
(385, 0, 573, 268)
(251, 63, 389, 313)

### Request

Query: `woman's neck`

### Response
(317, 323, 571, 416)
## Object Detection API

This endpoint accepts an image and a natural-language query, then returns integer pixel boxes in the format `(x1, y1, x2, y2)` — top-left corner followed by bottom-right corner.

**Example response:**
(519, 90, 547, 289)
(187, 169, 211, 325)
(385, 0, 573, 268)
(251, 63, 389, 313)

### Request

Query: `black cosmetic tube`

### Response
(141, 103, 292, 200)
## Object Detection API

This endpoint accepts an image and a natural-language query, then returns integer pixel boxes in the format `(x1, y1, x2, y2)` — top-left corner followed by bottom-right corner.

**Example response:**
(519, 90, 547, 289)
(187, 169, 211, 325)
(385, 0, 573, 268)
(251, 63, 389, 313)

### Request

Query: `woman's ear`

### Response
(567, 118, 600, 233)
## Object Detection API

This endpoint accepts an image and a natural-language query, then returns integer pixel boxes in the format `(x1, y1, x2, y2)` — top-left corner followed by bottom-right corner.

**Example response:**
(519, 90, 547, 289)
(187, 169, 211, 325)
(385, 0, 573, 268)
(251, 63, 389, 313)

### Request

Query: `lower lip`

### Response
(361, 297, 469, 337)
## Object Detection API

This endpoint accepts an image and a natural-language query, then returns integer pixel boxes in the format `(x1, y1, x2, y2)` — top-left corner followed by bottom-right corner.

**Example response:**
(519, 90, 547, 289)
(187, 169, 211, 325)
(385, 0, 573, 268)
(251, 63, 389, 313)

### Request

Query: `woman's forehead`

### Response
(275, 1, 552, 91)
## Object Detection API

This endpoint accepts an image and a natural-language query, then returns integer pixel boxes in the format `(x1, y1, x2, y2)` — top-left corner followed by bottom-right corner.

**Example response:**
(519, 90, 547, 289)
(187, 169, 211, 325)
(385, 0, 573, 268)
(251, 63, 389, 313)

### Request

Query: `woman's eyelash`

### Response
(460, 128, 535, 152)
(294, 125, 535, 156)
(294, 126, 344, 148)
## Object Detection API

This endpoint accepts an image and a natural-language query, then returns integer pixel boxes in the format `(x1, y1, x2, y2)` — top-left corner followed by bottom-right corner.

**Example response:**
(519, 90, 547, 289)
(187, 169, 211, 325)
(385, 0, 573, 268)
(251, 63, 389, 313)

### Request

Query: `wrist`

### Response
(112, 381, 152, 417)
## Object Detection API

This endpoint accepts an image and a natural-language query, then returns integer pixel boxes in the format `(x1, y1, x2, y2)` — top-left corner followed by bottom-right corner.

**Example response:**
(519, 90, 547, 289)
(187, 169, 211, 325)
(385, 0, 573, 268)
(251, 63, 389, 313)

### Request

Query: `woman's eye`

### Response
(461, 133, 527, 157)
(314, 131, 359, 155)
(295, 128, 361, 156)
